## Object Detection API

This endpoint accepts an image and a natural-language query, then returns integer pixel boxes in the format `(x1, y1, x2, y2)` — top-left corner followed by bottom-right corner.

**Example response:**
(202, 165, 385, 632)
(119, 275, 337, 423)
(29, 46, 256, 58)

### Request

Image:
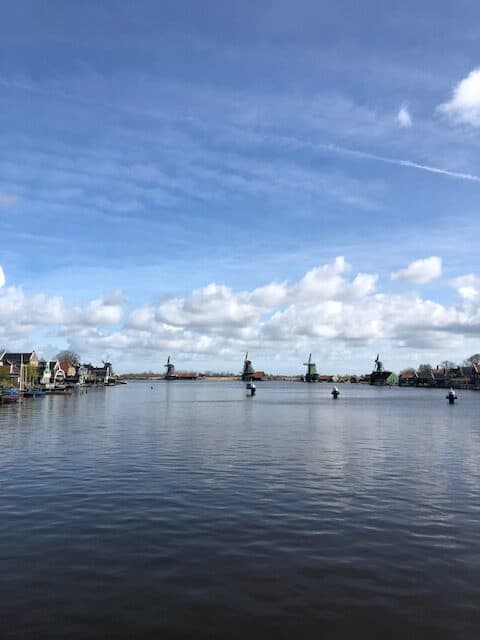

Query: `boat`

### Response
(23, 389, 46, 398)
(369, 354, 392, 386)
(0, 389, 19, 404)
(44, 386, 70, 395)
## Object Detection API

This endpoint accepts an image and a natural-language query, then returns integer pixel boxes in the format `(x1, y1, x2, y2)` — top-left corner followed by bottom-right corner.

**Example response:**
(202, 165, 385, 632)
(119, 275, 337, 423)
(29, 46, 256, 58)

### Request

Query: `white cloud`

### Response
(2, 257, 480, 371)
(391, 256, 442, 285)
(450, 274, 480, 301)
(0, 285, 126, 342)
(397, 104, 412, 128)
(437, 68, 480, 127)
(0, 266, 5, 287)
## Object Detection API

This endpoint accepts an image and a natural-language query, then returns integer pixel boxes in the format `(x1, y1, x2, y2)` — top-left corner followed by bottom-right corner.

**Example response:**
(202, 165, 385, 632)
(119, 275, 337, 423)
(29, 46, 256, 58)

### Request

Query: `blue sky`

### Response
(1, 0, 480, 373)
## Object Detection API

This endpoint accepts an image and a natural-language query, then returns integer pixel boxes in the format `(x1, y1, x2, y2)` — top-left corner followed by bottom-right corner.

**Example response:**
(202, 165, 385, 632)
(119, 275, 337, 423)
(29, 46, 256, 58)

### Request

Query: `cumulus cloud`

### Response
(437, 68, 480, 127)
(0, 266, 5, 287)
(0, 285, 127, 342)
(391, 256, 442, 285)
(397, 104, 412, 128)
(450, 274, 480, 301)
(2, 256, 480, 369)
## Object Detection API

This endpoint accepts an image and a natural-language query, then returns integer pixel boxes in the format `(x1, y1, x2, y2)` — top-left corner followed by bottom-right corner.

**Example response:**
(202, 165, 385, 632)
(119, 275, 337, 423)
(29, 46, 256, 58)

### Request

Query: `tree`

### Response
(465, 354, 480, 365)
(440, 360, 457, 371)
(0, 367, 11, 388)
(25, 364, 39, 386)
(55, 350, 80, 366)
(418, 364, 433, 373)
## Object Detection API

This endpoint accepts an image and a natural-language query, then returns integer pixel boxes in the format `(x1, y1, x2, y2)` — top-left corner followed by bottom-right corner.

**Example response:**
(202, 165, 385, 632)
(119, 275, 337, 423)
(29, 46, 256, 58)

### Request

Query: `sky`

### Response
(1, 0, 480, 374)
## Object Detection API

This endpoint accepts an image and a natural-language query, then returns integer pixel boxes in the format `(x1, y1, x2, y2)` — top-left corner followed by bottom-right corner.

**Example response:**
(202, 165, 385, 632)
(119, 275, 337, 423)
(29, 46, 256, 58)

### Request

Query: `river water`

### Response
(1, 382, 479, 639)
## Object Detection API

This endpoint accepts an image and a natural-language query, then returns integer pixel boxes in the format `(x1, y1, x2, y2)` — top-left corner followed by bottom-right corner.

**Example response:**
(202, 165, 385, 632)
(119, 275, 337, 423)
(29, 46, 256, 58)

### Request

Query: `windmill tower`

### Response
(303, 353, 318, 382)
(241, 352, 255, 381)
(164, 356, 177, 380)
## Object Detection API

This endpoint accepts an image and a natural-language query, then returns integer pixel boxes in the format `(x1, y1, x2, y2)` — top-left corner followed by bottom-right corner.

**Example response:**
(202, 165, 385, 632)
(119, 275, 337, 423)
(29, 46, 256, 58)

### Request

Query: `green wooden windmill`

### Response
(303, 353, 319, 382)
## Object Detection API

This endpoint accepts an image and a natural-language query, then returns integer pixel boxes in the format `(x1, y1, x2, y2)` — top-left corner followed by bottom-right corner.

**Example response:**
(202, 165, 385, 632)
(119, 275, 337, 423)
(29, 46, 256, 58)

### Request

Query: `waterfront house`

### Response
(54, 362, 91, 386)
(39, 360, 66, 387)
(84, 363, 111, 385)
(471, 364, 480, 389)
(432, 367, 447, 387)
(0, 351, 40, 384)
(447, 366, 471, 389)
(416, 368, 435, 387)
(59, 362, 77, 379)
(317, 375, 334, 383)
(398, 369, 418, 386)
(458, 364, 480, 390)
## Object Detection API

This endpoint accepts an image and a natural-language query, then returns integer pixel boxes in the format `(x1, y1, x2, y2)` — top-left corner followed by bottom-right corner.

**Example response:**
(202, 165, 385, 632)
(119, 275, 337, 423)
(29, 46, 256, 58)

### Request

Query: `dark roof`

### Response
(1, 352, 34, 366)
(400, 370, 417, 379)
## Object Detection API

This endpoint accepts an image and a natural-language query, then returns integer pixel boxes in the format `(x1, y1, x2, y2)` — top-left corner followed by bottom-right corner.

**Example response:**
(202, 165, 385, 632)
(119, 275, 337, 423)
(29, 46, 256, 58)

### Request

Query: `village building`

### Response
(39, 361, 66, 387)
(0, 351, 40, 384)
(398, 369, 418, 386)
(84, 362, 112, 385)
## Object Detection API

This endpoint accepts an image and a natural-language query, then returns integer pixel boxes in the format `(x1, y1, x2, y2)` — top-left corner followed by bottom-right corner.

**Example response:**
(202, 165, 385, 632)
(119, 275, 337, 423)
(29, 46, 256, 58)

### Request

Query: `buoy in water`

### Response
(246, 382, 256, 396)
(331, 386, 340, 399)
(446, 388, 457, 404)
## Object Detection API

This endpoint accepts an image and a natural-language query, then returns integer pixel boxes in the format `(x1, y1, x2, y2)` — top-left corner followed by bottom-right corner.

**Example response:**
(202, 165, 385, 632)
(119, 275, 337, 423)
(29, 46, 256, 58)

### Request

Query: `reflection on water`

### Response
(1, 382, 480, 639)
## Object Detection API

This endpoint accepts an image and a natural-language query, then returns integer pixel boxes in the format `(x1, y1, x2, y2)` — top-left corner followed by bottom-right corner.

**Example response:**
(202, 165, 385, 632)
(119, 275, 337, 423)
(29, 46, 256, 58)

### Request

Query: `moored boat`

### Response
(0, 389, 19, 404)
(23, 389, 46, 398)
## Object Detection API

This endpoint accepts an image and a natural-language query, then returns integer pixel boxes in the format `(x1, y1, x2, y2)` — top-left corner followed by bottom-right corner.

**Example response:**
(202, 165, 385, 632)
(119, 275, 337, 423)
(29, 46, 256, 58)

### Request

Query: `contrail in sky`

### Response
(314, 142, 480, 183)
(3, 75, 480, 183)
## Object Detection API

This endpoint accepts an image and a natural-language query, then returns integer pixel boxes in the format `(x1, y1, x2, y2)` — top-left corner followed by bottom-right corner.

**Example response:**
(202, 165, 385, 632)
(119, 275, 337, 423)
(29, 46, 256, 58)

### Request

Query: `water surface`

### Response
(1, 382, 479, 638)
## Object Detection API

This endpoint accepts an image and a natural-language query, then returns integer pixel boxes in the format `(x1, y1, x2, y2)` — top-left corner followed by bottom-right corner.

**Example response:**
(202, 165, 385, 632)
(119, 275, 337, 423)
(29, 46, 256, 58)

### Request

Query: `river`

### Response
(1, 382, 479, 638)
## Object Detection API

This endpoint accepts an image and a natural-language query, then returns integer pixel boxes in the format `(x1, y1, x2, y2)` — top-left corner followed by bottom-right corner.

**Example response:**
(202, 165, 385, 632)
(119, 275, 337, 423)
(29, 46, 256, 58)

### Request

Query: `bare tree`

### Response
(440, 360, 457, 371)
(55, 350, 80, 366)
(418, 363, 433, 373)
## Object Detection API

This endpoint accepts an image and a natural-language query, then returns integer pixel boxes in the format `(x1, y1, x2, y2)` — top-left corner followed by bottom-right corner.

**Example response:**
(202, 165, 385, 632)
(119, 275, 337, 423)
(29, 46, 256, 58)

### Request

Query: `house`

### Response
(458, 364, 480, 389)
(447, 366, 471, 389)
(84, 363, 111, 385)
(59, 362, 77, 378)
(0, 351, 40, 384)
(431, 367, 447, 387)
(472, 363, 480, 389)
(398, 369, 418, 386)
(416, 368, 435, 386)
(317, 375, 334, 383)
(39, 361, 66, 387)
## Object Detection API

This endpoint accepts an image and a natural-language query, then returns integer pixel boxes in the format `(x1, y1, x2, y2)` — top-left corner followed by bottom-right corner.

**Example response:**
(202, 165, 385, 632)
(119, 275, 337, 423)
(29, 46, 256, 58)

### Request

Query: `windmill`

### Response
(164, 356, 176, 380)
(241, 352, 255, 381)
(303, 353, 318, 382)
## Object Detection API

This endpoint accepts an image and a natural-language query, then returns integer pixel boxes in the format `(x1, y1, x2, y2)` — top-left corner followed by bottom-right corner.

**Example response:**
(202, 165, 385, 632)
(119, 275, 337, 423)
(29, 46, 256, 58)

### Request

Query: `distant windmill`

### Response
(164, 355, 176, 380)
(241, 352, 255, 381)
(303, 353, 318, 382)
